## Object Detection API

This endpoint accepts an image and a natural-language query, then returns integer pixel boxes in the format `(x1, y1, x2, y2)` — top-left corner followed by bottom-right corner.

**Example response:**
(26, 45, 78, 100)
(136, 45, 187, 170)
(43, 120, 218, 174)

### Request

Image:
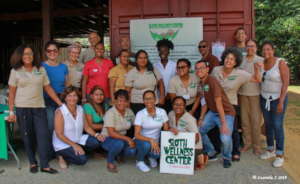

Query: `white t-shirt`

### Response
(153, 60, 177, 95)
(134, 107, 168, 141)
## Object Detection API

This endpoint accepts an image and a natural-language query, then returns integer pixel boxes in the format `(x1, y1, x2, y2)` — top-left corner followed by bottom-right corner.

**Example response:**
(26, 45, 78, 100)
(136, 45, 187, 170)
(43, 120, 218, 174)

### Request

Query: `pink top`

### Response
(83, 58, 114, 97)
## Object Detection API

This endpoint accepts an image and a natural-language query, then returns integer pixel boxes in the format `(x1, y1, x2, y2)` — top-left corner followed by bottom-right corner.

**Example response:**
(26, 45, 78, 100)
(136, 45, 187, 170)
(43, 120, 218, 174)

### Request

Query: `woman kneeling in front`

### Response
(53, 86, 105, 169)
(168, 96, 208, 170)
(134, 90, 169, 172)
(101, 89, 136, 173)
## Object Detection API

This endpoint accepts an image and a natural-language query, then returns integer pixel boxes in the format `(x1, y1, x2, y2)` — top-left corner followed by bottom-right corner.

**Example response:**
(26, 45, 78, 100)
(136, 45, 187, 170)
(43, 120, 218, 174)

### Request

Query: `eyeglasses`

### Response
(195, 66, 207, 71)
(198, 45, 207, 49)
(262, 72, 267, 82)
(177, 65, 188, 70)
(23, 53, 33, 56)
(46, 49, 58, 54)
(173, 103, 185, 107)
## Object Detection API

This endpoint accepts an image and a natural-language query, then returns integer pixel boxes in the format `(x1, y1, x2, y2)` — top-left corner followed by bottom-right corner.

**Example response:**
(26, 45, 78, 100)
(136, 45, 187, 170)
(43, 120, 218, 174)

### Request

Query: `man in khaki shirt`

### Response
(79, 32, 101, 63)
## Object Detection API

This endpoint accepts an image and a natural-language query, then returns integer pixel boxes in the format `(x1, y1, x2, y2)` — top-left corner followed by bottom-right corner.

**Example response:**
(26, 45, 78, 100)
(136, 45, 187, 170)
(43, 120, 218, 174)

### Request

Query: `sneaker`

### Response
(148, 158, 158, 168)
(260, 151, 276, 160)
(136, 161, 150, 172)
(208, 153, 218, 161)
(273, 157, 284, 168)
(223, 159, 232, 168)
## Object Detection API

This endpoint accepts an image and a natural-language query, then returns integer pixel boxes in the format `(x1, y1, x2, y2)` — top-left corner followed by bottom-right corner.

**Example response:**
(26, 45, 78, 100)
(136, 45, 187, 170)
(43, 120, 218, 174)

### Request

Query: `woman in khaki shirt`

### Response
(100, 89, 136, 173)
(125, 50, 165, 114)
(109, 50, 133, 104)
(168, 96, 208, 170)
(8, 44, 62, 174)
(168, 58, 201, 115)
(211, 47, 260, 161)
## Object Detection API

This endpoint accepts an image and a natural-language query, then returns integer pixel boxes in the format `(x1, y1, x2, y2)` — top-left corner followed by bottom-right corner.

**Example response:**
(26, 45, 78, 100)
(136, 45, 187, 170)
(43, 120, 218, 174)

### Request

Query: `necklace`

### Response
(67, 105, 77, 118)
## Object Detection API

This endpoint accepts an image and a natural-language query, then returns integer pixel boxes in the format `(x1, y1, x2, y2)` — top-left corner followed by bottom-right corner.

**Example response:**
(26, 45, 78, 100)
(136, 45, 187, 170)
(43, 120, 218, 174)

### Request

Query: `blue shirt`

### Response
(42, 62, 68, 93)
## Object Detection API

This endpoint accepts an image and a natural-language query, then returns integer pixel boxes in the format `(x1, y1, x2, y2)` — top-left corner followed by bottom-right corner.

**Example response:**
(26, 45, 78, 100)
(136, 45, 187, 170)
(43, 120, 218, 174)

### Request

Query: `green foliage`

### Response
(255, 0, 300, 82)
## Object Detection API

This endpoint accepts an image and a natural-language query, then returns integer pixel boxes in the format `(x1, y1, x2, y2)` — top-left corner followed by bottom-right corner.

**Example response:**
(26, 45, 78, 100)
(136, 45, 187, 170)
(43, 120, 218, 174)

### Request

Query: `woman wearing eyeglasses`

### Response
(168, 58, 200, 115)
(238, 40, 264, 155)
(259, 41, 289, 168)
(42, 41, 69, 139)
(134, 90, 169, 172)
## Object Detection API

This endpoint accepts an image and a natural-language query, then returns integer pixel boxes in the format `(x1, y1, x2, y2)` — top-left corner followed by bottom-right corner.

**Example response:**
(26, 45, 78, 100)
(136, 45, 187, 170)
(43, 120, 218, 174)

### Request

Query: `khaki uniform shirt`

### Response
(125, 68, 162, 104)
(101, 106, 135, 136)
(8, 67, 50, 108)
(168, 111, 202, 149)
(168, 74, 199, 106)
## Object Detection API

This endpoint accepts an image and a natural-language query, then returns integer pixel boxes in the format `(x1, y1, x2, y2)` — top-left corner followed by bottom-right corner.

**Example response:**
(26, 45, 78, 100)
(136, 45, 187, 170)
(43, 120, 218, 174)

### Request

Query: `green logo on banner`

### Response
(149, 23, 183, 41)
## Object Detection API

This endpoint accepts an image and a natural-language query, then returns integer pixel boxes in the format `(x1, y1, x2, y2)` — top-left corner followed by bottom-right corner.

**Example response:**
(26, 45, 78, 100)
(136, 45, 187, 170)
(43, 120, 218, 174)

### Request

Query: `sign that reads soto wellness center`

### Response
(160, 131, 195, 175)
(130, 17, 203, 66)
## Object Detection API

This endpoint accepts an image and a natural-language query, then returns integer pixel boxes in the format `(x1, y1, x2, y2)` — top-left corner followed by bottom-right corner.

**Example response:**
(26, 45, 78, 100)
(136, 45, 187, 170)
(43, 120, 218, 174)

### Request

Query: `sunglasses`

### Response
(262, 72, 267, 82)
(198, 45, 207, 49)
(47, 49, 58, 54)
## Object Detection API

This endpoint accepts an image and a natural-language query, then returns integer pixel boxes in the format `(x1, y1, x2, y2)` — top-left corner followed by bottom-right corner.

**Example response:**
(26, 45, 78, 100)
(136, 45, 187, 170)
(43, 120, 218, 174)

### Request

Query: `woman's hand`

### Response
(150, 139, 160, 154)
(158, 97, 165, 106)
(72, 144, 85, 155)
(96, 134, 106, 142)
(169, 127, 179, 135)
(277, 102, 284, 114)
(127, 139, 136, 148)
(7, 114, 16, 123)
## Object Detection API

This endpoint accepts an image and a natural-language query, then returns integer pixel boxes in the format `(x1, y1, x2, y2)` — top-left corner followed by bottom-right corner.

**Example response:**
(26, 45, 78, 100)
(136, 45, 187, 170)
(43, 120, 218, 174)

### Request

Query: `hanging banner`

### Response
(160, 131, 195, 175)
(130, 17, 203, 67)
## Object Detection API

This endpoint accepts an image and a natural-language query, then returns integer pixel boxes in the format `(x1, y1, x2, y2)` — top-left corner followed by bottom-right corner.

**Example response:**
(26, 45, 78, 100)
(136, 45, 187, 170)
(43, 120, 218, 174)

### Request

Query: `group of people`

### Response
(6, 27, 289, 175)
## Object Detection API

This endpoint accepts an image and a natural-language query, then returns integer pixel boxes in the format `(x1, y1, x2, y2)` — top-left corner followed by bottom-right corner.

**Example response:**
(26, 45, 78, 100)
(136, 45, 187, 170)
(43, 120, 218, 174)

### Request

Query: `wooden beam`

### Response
(42, 0, 52, 46)
(0, 7, 108, 21)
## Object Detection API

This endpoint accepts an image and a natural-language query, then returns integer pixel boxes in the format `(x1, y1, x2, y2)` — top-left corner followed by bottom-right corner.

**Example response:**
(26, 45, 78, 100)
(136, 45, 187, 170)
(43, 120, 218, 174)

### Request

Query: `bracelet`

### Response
(9, 111, 14, 116)
(94, 133, 100, 137)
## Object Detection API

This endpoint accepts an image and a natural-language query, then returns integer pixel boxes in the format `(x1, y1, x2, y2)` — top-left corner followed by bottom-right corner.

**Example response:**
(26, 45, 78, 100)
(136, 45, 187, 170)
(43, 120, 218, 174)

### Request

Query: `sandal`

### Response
(41, 168, 58, 174)
(195, 154, 208, 170)
(29, 165, 38, 174)
(107, 164, 118, 173)
(58, 156, 68, 169)
(240, 146, 251, 152)
(232, 155, 240, 162)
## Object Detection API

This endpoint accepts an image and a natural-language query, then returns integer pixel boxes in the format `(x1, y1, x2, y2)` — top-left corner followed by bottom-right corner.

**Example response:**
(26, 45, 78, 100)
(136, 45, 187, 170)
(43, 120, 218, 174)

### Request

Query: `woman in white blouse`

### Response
(53, 87, 105, 169)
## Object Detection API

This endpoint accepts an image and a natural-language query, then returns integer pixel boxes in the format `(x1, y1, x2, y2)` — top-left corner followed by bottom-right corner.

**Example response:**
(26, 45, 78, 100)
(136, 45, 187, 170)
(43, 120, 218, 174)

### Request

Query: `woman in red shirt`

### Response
(82, 42, 114, 103)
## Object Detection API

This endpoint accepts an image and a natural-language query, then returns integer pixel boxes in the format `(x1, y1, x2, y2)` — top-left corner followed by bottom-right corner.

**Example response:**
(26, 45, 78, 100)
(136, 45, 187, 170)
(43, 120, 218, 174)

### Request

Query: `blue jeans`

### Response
(260, 96, 288, 155)
(101, 137, 136, 164)
(199, 111, 235, 160)
(56, 135, 102, 165)
(135, 139, 160, 161)
(46, 105, 57, 135)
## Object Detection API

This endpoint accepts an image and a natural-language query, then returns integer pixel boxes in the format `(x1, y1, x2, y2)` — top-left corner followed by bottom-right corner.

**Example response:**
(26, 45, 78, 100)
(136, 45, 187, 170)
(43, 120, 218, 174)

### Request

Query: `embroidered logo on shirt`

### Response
(178, 119, 187, 130)
(227, 75, 238, 80)
(189, 83, 197, 88)
(33, 69, 42, 75)
(203, 84, 209, 92)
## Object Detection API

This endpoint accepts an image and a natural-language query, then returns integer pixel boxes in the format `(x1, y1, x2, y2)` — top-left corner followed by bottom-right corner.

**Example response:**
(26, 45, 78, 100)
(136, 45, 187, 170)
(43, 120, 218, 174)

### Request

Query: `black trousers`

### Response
(232, 105, 241, 156)
(16, 107, 51, 169)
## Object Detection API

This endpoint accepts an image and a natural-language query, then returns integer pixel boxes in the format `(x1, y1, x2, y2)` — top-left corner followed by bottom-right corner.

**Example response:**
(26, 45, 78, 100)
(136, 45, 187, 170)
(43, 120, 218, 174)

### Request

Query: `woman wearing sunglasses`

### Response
(168, 58, 200, 116)
(42, 41, 69, 142)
